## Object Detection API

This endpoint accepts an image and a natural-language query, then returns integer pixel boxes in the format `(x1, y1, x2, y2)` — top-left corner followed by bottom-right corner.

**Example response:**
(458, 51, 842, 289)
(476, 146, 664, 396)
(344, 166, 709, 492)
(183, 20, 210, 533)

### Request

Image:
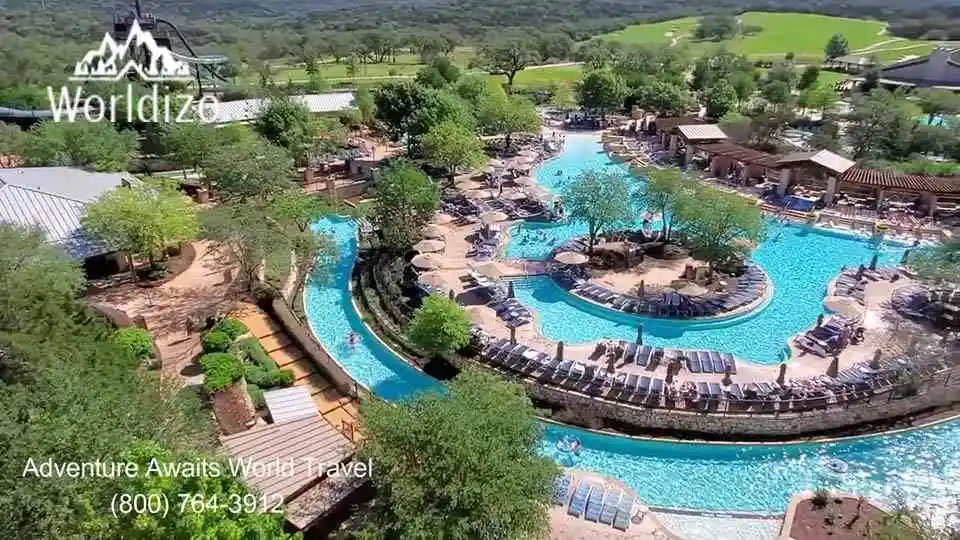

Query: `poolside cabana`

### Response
(649, 115, 704, 147)
(697, 141, 779, 183)
(825, 54, 878, 74)
(838, 168, 960, 216)
(666, 124, 727, 167)
(774, 150, 856, 207)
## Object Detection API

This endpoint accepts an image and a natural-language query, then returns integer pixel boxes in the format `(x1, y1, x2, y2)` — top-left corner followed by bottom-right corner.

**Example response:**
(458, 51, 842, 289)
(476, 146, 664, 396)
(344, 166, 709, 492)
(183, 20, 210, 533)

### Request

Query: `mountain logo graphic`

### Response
(71, 21, 192, 82)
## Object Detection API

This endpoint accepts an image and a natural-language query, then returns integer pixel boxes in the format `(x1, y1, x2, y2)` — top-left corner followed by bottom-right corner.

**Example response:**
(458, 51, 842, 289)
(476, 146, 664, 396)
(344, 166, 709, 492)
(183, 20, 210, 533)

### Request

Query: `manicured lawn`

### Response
(599, 12, 940, 64)
(492, 65, 584, 87)
(867, 43, 938, 63)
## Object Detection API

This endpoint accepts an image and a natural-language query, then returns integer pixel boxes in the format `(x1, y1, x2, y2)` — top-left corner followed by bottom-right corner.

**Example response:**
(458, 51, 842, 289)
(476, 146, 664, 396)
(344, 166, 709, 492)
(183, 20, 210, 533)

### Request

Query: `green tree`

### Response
(798, 65, 820, 90)
(673, 185, 765, 268)
(372, 81, 433, 141)
(761, 80, 793, 106)
(373, 160, 440, 249)
(160, 121, 224, 183)
(799, 85, 838, 114)
(577, 70, 627, 118)
(406, 294, 471, 357)
(824, 33, 849, 60)
(549, 82, 576, 112)
(270, 190, 336, 233)
(630, 77, 695, 116)
(703, 79, 738, 118)
(0, 122, 24, 155)
(82, 181, 199, 273)
(916, 88, 960, 126)
(20, 121, 137, 172)
(421, 120, 486, 183)
(355, 84, 376, 125)
(563, 169, 633, 253)
(476, 84, 540, 149)
(910, 237, 960, 286)
(202, 137, 295, 201)
(358, 368, 558, 539)
(0, 224, 85, 336)
(253, 95, 317, 161)
(728, 70, 757, 104)
(415, 56, 461, 89)
(718, 111, 754, 143)
(847, 89, 918, 160)
(477, 35, 541, 91)
(694, 14, 739, 41)
(635, 167, 693, 240)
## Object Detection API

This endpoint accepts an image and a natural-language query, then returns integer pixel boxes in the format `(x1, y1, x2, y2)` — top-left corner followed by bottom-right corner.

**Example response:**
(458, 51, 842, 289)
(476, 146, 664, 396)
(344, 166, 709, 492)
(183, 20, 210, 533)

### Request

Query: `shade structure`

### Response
(414, 239, 445, 253)
(480, 211, 509, 225)
(417, 271, 450, 290)
(678, 283, 708, 297)
(554, 251, 589, 265)
(823, 295, 865, 320)
(503, 190, 528, 201)
(472, 261, 502, 280)
(422, 225, 445, 239)
(411, 253, 443, 270)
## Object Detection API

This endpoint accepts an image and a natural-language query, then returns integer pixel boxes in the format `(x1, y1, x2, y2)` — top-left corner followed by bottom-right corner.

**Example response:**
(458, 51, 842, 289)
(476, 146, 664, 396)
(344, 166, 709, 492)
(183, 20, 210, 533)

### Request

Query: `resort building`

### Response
(824, 54, 878, 73)
(856, 47, 960, 92)
(196, 91, 357, 124)
(0, 167, 134, 276)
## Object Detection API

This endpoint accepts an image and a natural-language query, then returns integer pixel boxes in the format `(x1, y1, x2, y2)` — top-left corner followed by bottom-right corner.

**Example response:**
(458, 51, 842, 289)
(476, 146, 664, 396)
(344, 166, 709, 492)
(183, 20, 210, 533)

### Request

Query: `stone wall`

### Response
(210, 379, 257, 435)
(447, 354, 960, 437)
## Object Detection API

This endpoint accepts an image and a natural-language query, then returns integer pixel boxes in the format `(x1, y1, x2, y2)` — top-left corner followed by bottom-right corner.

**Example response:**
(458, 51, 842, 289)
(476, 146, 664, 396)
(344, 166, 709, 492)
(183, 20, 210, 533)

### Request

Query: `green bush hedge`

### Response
(232, 337, 278, 370)
(213, 318, 249, 341)
(114, 327, 154, 360)
(201, 330, 232, 353)
(198, 352, 244, 392)
(232, 337, 293, 390)
(247, 383, 265, 409)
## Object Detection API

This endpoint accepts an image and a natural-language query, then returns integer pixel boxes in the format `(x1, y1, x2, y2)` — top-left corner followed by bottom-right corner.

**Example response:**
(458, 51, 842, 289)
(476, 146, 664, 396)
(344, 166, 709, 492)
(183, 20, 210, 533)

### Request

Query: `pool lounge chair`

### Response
(599, 490, 622, 525)
(708, 351, 725, 372)
(584, 486, 605, 522)
(638, 376, 651, 394)
(552, 361, 573, 381)
(720, 352, 737, 374)
(552, 475, 573, 506)
(567, 481, 590, 517)
(623, 342, 638, 363)
(708, 382, 723, 397)
(696, 351, 713, 373)
(620, 374, 639, 400)
(726, 383, 744, 400)
(635, 345, 652, 367)
(686, 354, 702, 373)
(696, 381, 709, 398)
(612, 495, 635, 531)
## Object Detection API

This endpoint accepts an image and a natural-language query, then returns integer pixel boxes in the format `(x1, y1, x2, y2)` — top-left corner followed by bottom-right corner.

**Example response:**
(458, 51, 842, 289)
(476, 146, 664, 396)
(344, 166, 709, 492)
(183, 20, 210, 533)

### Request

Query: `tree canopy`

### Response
(372, 160, 441, 249)
(563, 168, 633, 253)
(635, 167, 693, 240)
(824, 32, 849, 59)
(421, 120, 487, 181)
(673, 185, 766, 268)
(253, 95, 318, 161)
(577, 70, 627, 117)
(358, 367, 558, 539)
(910, 237, 960, 286)
(476, 34, 540, 90)
(703, 79, 738, 118)
(406, 294, 472, 357)
(20, 121, 138, 172)
(201, 136, 296, 200)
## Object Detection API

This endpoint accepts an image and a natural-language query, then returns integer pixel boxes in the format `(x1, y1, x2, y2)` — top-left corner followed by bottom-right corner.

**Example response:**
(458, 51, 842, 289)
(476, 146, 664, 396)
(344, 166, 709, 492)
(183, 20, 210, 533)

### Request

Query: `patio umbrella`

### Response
(503, 190, 528, 201)
(636, 324, 644, 345)
(507, 281, 515, 298)
(678, 283, 708, 297)
(517, 149, 538, 157)
(556, 341, 564, 361)
(414, 239, 445, 253)
(489, 159, 507, 168)
(554, 251, 589, 265)
(434, 213, 455, 225)
(511, 175, 535, 185)
(824, 296, 865, 320)
(418, 272, 449, 290)
(514, 156, 536, 166)
(480, 211, 509, 225)
(869, 253, 879, 271)
(411, 253, 443, 270)
(472, 261, 502, 280)
(422, 225, 444, 238)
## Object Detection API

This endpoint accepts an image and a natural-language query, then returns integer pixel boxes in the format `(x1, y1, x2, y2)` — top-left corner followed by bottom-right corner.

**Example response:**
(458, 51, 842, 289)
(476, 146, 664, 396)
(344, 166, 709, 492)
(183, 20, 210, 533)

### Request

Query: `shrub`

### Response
(201, 330, 233, 353)
(198, 352, 244, 392)
(114, 327, 154, 360)
(244, 364, 294, 388)
(213, 318, 249, 341)
(248, 383, 265, 409)
(811, 487, 830, 508)
(233, 337, 277, 370)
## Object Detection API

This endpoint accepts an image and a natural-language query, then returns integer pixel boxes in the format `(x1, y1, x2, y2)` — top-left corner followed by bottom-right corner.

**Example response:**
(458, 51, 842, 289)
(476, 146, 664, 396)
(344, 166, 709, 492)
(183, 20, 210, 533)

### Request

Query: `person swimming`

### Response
(346, 331, 359, 350)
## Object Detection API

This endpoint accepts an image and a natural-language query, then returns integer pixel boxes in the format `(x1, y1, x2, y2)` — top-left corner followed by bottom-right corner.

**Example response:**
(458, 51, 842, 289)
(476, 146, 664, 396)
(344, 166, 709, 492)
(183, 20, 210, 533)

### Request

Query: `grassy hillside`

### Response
(599, 12, 944, 63)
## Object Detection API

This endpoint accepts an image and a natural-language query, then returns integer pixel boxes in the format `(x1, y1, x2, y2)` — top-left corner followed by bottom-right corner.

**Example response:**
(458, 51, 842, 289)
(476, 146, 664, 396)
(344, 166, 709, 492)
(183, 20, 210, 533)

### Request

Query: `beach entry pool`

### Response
(506, 134, 905, 363)
(303, 215, 959, 516)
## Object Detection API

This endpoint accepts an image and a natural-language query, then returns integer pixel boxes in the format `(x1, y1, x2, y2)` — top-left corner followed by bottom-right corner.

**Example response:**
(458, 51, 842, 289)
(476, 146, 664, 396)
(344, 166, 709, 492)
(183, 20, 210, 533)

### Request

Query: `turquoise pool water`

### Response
(303, 215, 960, 515)
(506, 135, 905, 363)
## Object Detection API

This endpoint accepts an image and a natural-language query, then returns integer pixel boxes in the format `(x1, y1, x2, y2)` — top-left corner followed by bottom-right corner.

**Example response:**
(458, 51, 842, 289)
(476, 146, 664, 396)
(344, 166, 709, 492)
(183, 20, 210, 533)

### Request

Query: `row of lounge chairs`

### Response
(684, 350, 737, 374)
(794, 315, 859, 357)
(554, 476, 635, 531)
(490, 297, 532, 328)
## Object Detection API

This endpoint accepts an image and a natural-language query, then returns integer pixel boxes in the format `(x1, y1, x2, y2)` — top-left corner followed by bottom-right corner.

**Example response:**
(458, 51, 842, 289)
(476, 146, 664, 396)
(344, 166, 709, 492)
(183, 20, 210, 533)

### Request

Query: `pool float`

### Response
(824, 457, 849, 474)
(557, 435, 582, 455)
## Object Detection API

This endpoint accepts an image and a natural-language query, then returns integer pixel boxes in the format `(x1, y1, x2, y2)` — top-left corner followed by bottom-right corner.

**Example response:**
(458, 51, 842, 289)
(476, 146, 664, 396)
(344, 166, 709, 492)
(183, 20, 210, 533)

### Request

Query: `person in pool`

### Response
(346, 331, 359, 350)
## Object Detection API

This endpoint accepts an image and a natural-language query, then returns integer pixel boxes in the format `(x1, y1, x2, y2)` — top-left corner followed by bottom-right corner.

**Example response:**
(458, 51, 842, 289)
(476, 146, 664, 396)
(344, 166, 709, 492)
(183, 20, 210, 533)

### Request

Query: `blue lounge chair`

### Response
(636, 345, 652, 367)
(584, 485, 604, 522)
(650, 378, 664, 394)
(687, 354, 702, 373)
(613, 495, 635, 531)
(599, 490, 622, 525)
(720, 352, 737, 374)
(708, 351, 724, 372)
(708, 382, 723, 397)
(620, 374, 639, 400)
(638, 376, 651, 393)
(696, 382, 709, 397)
(567, 481, 589, 517)
(624, 342, 638, 362)
(552, 475, 573, 506)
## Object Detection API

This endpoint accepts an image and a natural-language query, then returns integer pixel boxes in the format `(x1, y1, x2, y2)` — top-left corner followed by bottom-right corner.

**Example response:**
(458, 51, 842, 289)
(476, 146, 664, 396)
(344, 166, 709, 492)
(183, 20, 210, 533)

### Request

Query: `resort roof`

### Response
(777, 150, 855, 175)
(198, 92, 356, 124)
(677, 124, 727, 141)
(696, 141, 779, 168)
(220, 416, 355, 504)
(831, 55, 876, 66)
(840, 167, 960, 194)
(0, 167, 133, 258)
(263, 386, 318, 425)
(877, 47, 960, 88)
(653, 115, 704, 132)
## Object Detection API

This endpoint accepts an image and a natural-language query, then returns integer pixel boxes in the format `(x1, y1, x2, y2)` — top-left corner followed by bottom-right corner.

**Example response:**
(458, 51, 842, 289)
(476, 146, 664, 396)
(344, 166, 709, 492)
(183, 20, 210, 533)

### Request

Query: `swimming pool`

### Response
(506, 135, 905, 363)
(303, 216, 960, 516)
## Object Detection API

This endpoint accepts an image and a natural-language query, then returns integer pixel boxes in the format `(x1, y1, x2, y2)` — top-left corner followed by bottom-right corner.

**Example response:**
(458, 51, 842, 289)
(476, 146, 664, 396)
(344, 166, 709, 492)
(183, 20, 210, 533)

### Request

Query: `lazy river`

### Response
(303, 134, 959, 521)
